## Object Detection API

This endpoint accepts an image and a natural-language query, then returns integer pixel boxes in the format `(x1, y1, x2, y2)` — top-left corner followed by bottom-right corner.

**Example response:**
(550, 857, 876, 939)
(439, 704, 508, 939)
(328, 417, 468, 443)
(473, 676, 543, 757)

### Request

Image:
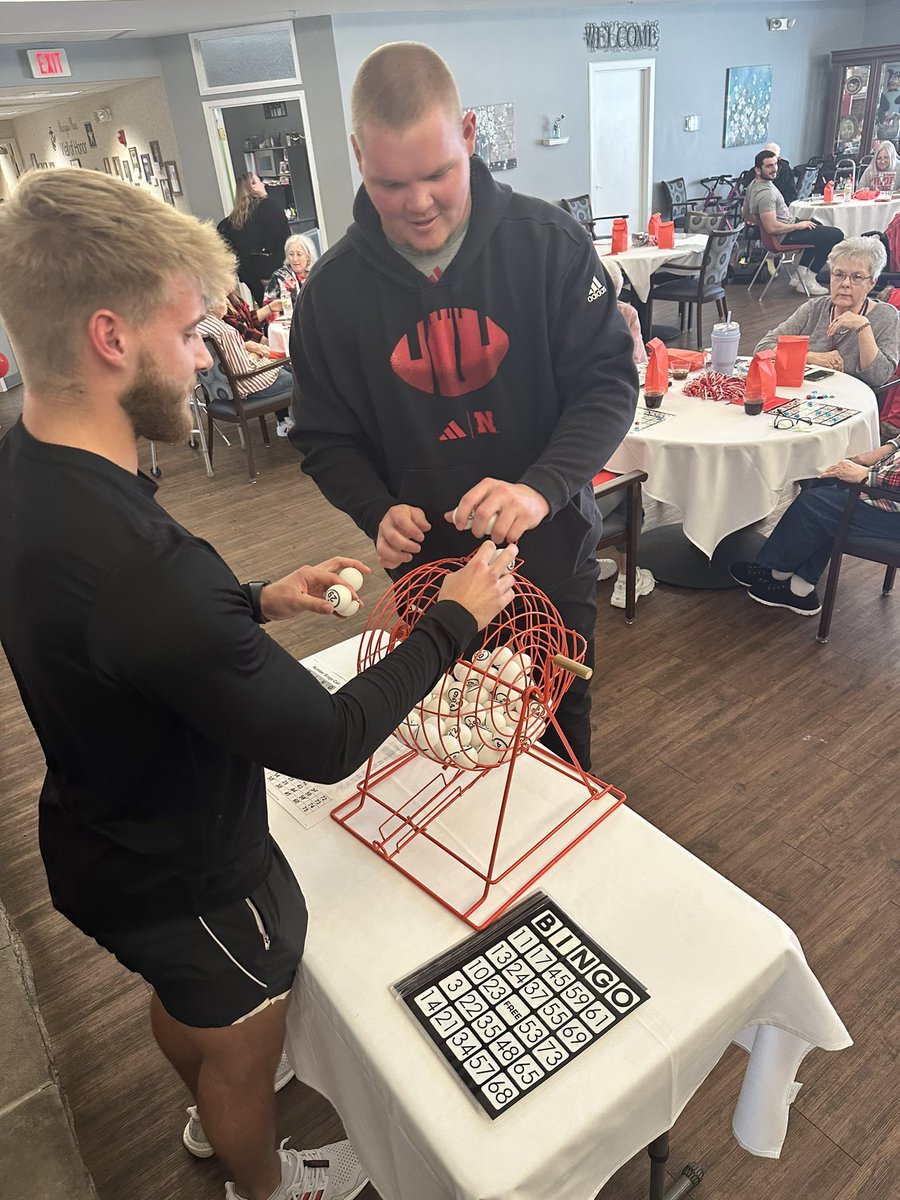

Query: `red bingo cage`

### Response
(331, 554, 626, 929)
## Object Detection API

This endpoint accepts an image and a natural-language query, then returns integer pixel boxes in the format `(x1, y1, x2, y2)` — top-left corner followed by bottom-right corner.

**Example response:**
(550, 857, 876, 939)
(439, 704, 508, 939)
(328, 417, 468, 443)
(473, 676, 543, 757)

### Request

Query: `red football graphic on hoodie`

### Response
(391, 307, 509, 397)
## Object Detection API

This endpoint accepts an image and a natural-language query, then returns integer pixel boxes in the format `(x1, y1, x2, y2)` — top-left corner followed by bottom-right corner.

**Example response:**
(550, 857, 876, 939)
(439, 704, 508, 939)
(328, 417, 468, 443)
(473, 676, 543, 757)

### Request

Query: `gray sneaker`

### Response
(183, 1051, 295, 1158)
(224, 1139, 368, 1200)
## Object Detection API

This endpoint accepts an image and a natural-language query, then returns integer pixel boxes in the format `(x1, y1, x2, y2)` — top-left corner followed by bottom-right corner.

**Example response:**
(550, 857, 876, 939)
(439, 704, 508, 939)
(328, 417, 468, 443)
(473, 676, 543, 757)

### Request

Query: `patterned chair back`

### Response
(701, 226, 743, 289)
(197, 338, 237, 410)
(684, 209, 728, 236)
(663, 177, 688, 222)
(560, 194, 594, 230)
(794, 166, 818, 201)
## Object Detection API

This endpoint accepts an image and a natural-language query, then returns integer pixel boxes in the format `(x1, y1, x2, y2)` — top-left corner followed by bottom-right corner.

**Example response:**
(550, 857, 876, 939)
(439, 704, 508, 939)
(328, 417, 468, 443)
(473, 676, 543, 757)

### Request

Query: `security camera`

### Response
(767, 17, 796, 31)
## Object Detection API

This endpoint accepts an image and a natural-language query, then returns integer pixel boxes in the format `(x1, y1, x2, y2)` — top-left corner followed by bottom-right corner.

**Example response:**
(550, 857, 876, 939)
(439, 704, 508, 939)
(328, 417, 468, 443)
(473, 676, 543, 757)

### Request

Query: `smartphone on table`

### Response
(805, 369, 834, 381)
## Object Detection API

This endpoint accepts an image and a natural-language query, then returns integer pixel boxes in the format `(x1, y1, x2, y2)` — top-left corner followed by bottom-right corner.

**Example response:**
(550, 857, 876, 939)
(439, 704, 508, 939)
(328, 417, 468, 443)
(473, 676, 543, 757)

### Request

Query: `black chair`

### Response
(646, 225, 743, 348)
(196, 337, 293, 483)
(816, 481, 900, 643)
(661, 178, 707, 230)
(559, 195, 628, 238)
(593, 469, 649, 625)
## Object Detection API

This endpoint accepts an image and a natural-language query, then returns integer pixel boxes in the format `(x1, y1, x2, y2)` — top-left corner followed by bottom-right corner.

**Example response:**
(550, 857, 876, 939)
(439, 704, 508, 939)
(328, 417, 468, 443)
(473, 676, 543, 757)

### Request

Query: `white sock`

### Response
(772, 569, 791, 580)
(617, 572, 627, 582)
(790, 576, 815, 597)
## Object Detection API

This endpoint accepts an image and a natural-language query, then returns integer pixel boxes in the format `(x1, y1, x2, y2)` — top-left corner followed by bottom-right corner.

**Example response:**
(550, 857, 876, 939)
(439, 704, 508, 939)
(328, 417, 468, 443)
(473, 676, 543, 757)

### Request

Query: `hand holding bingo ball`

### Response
(451, 506, 498, 536)
(326, 565, 366, 617)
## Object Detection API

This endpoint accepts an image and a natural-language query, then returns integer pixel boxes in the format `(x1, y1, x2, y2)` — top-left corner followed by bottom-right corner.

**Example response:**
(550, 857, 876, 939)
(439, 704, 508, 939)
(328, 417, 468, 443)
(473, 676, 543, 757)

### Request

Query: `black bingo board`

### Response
(392, 891, 649, 1118)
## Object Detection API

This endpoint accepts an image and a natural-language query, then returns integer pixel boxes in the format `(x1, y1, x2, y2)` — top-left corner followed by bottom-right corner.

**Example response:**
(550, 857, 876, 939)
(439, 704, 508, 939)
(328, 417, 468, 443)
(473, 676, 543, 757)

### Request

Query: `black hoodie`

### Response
(291, 156, 638, 593)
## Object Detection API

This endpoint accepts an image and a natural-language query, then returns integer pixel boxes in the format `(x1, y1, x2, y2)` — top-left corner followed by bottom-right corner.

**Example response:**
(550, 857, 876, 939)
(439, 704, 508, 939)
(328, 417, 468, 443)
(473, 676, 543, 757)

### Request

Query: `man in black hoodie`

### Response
(291, 42, 638, 770)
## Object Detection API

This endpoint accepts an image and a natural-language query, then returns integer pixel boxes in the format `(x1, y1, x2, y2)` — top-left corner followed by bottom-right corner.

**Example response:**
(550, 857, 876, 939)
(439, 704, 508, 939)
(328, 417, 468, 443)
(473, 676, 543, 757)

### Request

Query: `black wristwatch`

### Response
(246, 579, 271, 624)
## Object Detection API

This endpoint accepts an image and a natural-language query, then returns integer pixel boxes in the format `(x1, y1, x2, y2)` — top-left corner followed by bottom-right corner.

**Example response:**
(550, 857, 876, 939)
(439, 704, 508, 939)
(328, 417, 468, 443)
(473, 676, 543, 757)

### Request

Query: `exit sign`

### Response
(26, 49, 72, 79)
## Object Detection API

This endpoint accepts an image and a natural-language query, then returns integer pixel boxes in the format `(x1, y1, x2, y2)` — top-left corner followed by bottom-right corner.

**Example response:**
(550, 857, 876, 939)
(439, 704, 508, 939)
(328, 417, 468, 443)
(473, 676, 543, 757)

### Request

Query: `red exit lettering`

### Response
(37, 51, 63, 76)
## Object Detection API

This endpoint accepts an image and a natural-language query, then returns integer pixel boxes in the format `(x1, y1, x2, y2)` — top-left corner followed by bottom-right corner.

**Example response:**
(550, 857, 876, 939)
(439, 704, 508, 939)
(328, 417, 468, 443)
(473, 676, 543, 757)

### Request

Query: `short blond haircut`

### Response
(351, 42, 462, 140)
(0, 169, 235, 393)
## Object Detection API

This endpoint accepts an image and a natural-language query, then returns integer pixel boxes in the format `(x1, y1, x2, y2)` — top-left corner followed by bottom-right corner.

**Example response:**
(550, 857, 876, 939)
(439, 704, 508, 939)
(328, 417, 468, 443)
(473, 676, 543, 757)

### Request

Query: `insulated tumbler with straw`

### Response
(710, 314, 741, 377)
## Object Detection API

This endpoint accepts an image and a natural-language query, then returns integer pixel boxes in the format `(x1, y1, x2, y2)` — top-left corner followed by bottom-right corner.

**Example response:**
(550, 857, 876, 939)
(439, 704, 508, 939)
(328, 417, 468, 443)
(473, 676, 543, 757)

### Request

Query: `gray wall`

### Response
(862, 0, 899, 47)
(0, 37, 162, 89)
(331, 3, 864, 214)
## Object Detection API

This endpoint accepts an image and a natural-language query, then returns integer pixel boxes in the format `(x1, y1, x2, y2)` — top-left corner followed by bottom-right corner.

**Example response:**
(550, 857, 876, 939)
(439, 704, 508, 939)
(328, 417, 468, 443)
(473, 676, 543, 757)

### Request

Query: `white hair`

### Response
(827, 235, 887, 280)
(763, 142, 781, 158)
(602, 258, 624, 297)
(284, 233, 318, 265)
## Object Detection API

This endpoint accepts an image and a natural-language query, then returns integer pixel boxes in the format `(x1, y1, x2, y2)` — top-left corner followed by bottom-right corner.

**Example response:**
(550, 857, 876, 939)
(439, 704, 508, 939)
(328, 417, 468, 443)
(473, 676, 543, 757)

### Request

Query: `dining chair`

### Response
(661, 178, 706, 229)
(592, 468, 649, 624)
(645, 225, 743, 349)
(195, 337, 293, 483)
(683, 209, 729, 236)
(815, 481, 900, 643)
(559, 195, 628, 238)
(793, 165, 818, 201)
(746, 223, 815, 301)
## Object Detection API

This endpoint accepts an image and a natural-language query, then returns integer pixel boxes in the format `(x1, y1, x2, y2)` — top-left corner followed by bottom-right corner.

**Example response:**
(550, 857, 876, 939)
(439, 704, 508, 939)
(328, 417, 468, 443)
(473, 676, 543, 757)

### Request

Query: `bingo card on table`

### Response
(770, 397, 858, 426)
(392, 891, 649, 1118)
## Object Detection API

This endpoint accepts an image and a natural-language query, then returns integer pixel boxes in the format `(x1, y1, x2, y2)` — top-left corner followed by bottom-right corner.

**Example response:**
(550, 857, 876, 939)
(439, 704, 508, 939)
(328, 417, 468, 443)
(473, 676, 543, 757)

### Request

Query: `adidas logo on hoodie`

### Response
(588, 276, 607, 303)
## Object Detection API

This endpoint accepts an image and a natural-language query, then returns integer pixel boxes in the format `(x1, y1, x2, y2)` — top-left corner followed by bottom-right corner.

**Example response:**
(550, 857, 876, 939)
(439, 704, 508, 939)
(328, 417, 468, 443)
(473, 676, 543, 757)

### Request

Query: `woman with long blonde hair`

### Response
(217, 172, 291, 304)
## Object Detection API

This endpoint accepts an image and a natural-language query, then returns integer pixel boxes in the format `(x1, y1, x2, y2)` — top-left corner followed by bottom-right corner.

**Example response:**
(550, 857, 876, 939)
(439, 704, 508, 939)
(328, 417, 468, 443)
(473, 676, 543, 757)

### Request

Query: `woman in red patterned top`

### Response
(222, 290, 283, 347)
(264, 234, 319, 307)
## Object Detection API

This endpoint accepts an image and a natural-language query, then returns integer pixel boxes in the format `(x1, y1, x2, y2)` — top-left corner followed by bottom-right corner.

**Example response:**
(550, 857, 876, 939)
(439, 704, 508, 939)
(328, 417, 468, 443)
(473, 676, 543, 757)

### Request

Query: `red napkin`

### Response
(853, 189, 878, 201)
(667, 348, 705, 371)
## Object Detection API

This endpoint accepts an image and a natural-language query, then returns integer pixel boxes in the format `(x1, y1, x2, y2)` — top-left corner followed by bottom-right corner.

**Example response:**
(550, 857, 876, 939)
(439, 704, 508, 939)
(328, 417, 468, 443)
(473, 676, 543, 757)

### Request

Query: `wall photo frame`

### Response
(141, 153, 154, 183)
(122, 160, 132, 182)
(159, 177, 174, 205)
(112, 156, 121, 177)
(263, 101, 288, 120)
(468, 101, 517, 172)
(723, 64, 773, 148)
(150, 139, 162, 165)
(103, 157, 111, 173)
(164, 160, 183, 196)
(129, 146, 140, 169)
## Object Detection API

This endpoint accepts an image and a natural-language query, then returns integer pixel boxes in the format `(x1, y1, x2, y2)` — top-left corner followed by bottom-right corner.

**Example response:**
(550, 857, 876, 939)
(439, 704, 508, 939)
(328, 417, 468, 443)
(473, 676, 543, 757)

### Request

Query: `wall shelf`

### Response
(540, 136, 570, 146)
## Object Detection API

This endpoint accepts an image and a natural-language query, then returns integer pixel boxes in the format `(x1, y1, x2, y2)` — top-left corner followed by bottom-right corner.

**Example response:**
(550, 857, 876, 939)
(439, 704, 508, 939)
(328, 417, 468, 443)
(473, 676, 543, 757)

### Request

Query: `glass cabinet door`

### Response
(874, 59, 900, 157)
(835, 65, 870, 156)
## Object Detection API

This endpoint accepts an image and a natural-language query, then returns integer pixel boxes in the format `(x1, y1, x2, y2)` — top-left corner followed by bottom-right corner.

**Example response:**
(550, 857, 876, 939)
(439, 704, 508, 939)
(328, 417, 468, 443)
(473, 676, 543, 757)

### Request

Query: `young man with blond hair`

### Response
(0, 168, 517, 1200)
(291, 43, 639, 771)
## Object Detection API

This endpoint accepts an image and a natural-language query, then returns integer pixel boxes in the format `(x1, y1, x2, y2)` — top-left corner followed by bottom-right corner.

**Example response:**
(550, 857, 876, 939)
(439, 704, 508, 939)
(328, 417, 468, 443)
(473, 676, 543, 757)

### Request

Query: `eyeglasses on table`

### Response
(773, 412, 814, 430)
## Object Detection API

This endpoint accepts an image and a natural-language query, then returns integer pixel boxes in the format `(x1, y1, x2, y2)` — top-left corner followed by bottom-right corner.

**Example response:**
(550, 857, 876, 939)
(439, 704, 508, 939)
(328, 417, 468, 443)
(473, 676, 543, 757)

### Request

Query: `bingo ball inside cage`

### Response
(332, 553, 627, 929)
(357, 553, 580, 771)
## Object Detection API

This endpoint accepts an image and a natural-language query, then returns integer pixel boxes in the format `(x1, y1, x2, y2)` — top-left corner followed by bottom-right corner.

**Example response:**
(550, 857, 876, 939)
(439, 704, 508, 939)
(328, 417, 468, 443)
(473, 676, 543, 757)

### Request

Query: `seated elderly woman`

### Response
(730, 438, 900, 616)
(198, 296, 295, 437)
(264, 234, 319, 307)
(754, 236, 899, 389)
(859, 141, 900, 192)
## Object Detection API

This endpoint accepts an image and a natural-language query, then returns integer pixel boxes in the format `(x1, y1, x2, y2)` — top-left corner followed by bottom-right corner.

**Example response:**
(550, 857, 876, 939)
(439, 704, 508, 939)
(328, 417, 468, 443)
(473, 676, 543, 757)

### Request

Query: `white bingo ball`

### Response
(477, 737, 510, 766)
(489, 646, 515, 671)
(325, 584, 360, 618)
(443, 722, 473, 750)
(452, 660, 471, 683)
(337, 566, 364, 591)
(415, 719, 443, 755)
(451, 506, 475, 531)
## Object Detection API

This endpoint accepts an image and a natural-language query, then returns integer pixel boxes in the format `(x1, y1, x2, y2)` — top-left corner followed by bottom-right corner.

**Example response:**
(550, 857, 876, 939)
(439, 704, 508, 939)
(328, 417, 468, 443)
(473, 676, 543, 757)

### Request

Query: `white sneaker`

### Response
(597, 558, 618, 582)
(611, 567, 655, 609)
(225, 1139, 368, 1200)
(276, 416, 295, 438)
(798, 267, 827, 296)
(788, 274, 808, 294)
(183, 1053, 296, 1158)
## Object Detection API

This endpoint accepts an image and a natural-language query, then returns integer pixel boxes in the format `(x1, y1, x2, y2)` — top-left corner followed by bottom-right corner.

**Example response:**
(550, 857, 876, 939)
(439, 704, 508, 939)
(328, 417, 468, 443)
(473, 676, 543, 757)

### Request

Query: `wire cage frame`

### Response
(331, 555, 626, 929)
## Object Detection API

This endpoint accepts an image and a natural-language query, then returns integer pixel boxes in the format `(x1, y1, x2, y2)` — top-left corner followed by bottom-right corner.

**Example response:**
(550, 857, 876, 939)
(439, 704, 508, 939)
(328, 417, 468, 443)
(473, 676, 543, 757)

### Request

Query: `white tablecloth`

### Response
(275, 637, 850, 1200)
(789, 195, 900, 238)
(594, 234, 708, 302)
(606, 371, 879, 558)
(267, 318, 291, 358)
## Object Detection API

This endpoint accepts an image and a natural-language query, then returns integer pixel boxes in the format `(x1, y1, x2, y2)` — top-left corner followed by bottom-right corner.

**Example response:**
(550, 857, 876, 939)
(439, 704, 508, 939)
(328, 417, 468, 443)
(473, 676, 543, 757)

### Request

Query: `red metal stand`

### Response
(331, 555, 626, 929)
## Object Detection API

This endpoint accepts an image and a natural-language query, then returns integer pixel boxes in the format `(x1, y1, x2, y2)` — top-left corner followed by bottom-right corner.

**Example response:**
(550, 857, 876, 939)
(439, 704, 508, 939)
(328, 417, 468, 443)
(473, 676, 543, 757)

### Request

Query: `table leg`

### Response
(639, 523, 766, 589)
(646, 1133, 705, 1200)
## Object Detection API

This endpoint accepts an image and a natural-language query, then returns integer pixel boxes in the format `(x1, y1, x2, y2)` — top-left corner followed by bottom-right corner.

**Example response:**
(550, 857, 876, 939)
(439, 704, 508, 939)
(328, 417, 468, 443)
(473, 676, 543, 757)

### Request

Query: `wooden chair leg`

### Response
(242, 419, 258, 482)
(695, 302, 704, 350)
(816, 553, 844, 643)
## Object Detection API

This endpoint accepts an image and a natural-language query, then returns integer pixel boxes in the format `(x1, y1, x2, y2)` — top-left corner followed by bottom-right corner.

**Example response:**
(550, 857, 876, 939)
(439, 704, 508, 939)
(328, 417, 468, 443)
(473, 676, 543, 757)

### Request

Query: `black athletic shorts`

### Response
(92, 844, 308, 1028)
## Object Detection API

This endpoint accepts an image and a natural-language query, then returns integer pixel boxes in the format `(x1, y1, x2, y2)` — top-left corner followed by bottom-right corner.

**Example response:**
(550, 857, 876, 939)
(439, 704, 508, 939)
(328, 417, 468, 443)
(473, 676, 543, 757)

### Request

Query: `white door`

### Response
(588, 60, 655, 236)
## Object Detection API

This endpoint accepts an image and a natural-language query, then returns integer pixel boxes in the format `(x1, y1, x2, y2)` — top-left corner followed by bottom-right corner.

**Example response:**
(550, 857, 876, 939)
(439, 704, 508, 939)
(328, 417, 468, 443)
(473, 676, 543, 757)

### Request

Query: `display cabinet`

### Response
(826, 44, 900, 163)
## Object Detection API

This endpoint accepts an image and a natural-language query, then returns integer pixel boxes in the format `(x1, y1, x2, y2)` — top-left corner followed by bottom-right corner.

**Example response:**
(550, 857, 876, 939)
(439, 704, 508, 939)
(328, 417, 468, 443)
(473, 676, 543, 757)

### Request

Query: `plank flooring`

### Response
(1, 273, 897, 1200)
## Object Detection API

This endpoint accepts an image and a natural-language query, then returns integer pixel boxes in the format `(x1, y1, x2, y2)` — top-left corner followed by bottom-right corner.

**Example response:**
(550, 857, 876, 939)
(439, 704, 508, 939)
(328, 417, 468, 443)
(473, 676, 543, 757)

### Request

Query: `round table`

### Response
(789, 195, 900, 238)
(267, 318, 291, 358)
(605, 371, 880, 586)
(594, 234, 707, 302)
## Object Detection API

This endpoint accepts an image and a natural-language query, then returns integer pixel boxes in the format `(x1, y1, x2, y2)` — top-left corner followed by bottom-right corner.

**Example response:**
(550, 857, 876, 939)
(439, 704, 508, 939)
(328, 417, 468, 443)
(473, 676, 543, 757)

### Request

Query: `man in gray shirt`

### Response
(743, 149, 844, 296)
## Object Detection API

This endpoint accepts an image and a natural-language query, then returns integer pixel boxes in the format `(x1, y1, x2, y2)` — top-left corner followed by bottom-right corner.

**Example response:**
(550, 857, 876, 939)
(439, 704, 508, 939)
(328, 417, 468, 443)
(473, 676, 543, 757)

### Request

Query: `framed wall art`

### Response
(103, 157, 111, 173)
(468, 101, 517, 172)
(112, 156, 121, 177)
(141, 153, 154, 183)
(150, 139, 162, 165)
(164, 160, 183, 196)
(122, 159, 132, 182)
(723, 64, 773, 148)
(129, 146, 140, 170)
(159, 177, 174, 205)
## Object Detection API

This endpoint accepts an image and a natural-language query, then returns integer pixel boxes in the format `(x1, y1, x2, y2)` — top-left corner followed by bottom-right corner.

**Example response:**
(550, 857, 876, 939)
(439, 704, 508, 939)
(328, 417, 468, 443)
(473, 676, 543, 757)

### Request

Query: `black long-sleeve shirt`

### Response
(0, 420, 474, 932)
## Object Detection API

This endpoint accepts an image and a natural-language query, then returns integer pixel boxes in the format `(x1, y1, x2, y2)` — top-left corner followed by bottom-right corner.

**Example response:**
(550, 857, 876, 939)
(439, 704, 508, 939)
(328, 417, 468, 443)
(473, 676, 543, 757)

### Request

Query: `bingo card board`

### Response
(633, 406, 674, 432)
(771, 397, 858, 426)
(392, 891, 649, 1118)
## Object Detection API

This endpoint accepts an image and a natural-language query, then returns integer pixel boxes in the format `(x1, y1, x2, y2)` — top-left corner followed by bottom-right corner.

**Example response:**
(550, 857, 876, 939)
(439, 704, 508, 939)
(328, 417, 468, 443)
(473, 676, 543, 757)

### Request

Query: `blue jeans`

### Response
(757, 480, 900, 584)
(248, 368, 292, 421)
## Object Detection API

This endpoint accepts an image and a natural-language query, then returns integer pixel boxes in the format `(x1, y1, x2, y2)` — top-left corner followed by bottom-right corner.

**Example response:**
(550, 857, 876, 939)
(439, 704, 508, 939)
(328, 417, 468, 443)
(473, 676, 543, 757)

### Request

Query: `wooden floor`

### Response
(1, 273, 898, 1200)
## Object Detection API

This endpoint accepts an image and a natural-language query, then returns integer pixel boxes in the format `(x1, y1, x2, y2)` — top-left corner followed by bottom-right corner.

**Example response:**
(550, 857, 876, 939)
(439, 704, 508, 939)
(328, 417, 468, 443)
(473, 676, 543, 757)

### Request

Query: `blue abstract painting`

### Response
(723, 65, 773, 148)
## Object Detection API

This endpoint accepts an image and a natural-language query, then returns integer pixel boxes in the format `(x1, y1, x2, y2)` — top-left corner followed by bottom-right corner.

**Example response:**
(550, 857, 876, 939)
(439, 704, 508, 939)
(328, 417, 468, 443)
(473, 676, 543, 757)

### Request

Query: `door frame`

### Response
(201, 89, 326, 250)
(588, 59, 655, 230)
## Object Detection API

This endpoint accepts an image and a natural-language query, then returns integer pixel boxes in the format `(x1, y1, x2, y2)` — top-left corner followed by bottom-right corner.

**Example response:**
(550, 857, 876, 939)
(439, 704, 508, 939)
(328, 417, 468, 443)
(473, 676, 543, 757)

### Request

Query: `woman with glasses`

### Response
(754, 236, 898, 389)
